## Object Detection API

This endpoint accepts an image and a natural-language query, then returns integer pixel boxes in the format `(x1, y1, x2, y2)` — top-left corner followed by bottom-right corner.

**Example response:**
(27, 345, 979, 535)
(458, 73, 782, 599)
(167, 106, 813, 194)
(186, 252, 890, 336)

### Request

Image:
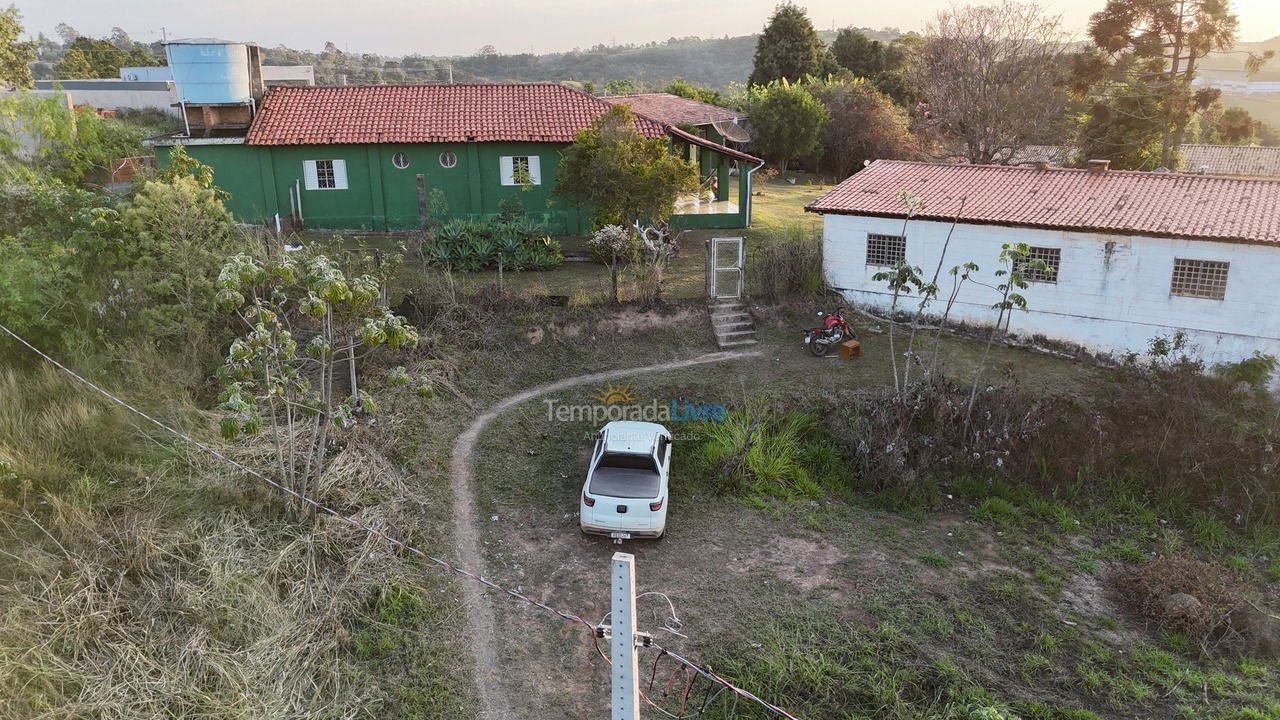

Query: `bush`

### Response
(687, 410, 842, 500)
(421, 215, 561, 272)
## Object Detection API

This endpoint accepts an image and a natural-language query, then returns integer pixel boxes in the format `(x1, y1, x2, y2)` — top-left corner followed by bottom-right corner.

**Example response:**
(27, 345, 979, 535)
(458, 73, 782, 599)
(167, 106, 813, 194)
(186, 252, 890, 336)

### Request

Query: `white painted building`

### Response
(807, 160, 1280, 371)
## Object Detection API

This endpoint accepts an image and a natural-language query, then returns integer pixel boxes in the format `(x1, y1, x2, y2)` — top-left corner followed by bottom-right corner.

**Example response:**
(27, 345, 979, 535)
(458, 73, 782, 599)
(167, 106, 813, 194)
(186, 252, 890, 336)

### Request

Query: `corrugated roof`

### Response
(602, 93, 745, 128)
(246, 83, 667, 145)
(806, 160, 1280, 245)
(1181, 144, 1280, 178)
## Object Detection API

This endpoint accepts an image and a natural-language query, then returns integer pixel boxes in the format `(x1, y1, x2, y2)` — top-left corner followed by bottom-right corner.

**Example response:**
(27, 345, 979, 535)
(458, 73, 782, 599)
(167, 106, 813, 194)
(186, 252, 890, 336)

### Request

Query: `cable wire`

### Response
(0, 320, 803, 720)
(0, 321, 594, 630)
(653, 644, 802, 720)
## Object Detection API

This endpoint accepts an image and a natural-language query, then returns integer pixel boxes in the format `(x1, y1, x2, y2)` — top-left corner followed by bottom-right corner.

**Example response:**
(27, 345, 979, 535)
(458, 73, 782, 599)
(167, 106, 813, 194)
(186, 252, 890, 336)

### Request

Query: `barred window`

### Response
(1016, 246, 1061, 283)
(866, 233, 906, 267)
(314, 160, 336, 188)
(1170, 258, 1229, 300)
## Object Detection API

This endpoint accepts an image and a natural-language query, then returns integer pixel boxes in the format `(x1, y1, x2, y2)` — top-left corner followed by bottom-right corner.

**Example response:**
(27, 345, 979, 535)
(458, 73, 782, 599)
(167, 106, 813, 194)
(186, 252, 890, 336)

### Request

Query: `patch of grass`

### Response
(973, 497, 1022, 527)
(687, 410, 839, 501)
(920, 550, 951, 568)
(1188, 509, 1230, 550)
(1101, 539, 1147, 564)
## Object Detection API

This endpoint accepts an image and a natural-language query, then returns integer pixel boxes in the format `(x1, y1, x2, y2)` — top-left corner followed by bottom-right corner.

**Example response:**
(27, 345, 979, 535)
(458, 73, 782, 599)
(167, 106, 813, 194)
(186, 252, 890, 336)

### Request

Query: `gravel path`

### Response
(448, 349, 760, 719)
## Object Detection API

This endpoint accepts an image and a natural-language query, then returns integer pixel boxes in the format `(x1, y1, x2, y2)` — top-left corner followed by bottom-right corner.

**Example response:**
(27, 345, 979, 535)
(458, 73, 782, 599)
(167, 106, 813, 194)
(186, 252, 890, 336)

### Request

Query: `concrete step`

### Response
(718, 338, 759, 348)
(712, 320, 754, 332)
(711, 314, 752, 326)
(715, 329, 757, 339)
(709, 301, 746, 311)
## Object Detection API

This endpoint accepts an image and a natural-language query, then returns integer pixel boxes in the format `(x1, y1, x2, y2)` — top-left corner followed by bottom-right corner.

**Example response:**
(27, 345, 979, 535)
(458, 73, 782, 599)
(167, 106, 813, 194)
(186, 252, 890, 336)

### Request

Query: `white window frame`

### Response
(500, 155, 541, 186)
(303, 159, 348, 190)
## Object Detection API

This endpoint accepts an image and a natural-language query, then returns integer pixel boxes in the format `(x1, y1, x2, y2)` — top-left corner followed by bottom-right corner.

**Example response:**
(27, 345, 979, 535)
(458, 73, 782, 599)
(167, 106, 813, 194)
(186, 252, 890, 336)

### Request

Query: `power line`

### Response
(0, 320, 804, 720)
(0, 321, 594, 632)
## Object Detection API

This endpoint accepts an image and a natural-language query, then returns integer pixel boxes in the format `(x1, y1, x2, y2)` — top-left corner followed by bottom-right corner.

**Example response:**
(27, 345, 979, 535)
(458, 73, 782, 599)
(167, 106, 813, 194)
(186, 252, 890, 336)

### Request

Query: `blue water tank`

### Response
(166, 39, 252, 104)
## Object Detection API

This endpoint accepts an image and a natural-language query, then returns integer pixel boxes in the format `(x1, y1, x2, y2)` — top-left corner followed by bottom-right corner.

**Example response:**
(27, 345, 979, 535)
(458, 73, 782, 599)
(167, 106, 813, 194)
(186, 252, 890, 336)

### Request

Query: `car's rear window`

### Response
(598, 452, 657, 473)
(590, 467, 661, 499)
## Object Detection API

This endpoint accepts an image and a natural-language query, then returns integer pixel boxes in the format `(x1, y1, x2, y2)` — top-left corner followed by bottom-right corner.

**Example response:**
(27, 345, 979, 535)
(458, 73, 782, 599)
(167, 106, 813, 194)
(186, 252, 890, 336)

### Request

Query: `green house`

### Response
(147, 83, 763, 233)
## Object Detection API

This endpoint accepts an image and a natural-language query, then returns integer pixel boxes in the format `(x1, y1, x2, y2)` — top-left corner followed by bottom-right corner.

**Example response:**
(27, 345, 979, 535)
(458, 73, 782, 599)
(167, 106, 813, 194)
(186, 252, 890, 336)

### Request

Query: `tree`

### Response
(871, 191, 924, 392)
(118, 174, 240, 347)
(0, 92, 145, 184)
(1075, 82, 1169, 170)
(0, 6, 35, 90)
(53, 22, 78, 45)
(215, 254, 419, 520)
(556, 104, 698, 228)
(744, 79, 827, 173)
(965, 242, 1048, 426)
(1197, 102, 1262, 144)
(1079, 0, 1264, 168)
(54, 36, 161, 79)
(811, 78, 914, 179)
(749, 2, 830, 86)
(831, 28, 886, 78)
(587, 224, 637, 304)
(915, 1, 1072, 164)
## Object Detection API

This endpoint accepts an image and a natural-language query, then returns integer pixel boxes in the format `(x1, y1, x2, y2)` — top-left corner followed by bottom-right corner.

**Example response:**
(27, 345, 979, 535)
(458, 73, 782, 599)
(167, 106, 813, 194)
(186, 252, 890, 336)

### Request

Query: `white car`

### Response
(579, 421, 671, 539)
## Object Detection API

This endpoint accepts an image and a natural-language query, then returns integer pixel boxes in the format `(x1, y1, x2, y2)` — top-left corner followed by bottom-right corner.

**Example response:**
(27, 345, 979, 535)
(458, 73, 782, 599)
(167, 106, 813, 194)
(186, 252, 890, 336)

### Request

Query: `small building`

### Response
(807, 159, 1280, 369)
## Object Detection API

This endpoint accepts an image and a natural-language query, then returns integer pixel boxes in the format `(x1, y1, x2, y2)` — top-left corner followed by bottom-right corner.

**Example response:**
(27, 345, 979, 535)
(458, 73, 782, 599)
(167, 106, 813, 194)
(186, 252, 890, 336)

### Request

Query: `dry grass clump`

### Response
(0, 479, 394, 719)
(1109, 555, 1244, 642)
(0, 364, 448, 718)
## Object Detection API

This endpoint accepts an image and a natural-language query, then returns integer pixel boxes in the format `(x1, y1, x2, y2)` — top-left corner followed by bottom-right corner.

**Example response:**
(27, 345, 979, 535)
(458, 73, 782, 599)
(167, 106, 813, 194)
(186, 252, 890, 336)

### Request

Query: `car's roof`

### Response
(601, 421, 667, 453)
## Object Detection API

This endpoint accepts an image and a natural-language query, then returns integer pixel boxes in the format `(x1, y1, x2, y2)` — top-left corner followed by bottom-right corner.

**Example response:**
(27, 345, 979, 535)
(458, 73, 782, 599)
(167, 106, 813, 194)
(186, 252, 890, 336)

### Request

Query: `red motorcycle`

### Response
(803, 308, 856, 357)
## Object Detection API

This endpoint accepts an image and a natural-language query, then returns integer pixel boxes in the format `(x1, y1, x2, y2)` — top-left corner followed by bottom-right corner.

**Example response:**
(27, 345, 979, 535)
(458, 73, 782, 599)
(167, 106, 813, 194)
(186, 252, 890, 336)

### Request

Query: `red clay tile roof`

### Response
(667, 126, 762, 165)
(807, 160, 1280, 246)
(602, 93, 744, 128)
(246, 83, 667, 145)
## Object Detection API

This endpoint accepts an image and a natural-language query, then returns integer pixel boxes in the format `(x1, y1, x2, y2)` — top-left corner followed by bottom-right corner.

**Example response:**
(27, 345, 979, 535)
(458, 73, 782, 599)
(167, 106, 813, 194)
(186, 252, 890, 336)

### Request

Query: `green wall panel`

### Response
(157, 137, 745, 233)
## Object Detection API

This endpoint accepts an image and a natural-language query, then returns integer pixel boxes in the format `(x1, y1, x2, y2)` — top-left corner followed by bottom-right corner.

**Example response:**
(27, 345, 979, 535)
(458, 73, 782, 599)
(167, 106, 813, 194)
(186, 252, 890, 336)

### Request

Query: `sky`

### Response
(13, 0, 1280, 57)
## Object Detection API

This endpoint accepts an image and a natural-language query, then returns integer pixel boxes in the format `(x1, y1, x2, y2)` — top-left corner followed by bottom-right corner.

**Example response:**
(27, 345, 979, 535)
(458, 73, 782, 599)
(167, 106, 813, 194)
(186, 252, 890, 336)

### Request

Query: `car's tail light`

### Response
(649, 497, 664, 511)
(583, 492, 595, 507)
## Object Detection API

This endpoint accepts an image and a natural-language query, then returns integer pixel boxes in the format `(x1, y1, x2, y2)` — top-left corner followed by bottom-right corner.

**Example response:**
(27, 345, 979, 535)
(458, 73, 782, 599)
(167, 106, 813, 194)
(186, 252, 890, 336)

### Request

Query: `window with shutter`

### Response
(500, 156, 540, 186)
(303, 160, 347, 190)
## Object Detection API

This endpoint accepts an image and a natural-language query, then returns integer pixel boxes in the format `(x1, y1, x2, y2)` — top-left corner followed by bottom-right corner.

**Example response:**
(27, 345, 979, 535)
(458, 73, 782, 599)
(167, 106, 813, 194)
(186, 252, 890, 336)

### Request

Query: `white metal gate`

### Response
(706, 236, 745, 299)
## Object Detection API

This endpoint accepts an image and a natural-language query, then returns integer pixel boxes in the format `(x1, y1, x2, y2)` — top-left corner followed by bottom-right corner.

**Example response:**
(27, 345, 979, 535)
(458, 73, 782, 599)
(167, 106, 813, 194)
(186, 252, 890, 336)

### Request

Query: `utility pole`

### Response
(607, 552, 642, 720)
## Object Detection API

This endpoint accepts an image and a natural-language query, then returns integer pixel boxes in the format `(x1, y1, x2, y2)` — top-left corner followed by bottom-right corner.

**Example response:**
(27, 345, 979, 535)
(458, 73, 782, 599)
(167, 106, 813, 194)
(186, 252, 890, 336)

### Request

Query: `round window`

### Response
(439, 151, 458, 168)
(391, 152, 410, 169)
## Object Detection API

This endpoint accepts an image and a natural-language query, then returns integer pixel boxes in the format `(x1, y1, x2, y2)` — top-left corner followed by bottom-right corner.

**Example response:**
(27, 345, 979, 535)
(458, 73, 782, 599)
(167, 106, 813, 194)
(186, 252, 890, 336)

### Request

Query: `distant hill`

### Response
(258, 29, 896, 90)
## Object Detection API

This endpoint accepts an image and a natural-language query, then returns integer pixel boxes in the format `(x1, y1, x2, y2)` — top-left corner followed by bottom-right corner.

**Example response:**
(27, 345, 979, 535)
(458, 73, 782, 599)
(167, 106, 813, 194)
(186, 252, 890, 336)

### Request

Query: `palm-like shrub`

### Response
(421, 215, 561, 272)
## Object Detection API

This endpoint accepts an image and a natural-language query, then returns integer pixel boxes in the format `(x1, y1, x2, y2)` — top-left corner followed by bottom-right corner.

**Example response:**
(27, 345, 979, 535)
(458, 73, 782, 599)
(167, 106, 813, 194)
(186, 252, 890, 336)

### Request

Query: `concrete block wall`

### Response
(822, 213, 1280, 369)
